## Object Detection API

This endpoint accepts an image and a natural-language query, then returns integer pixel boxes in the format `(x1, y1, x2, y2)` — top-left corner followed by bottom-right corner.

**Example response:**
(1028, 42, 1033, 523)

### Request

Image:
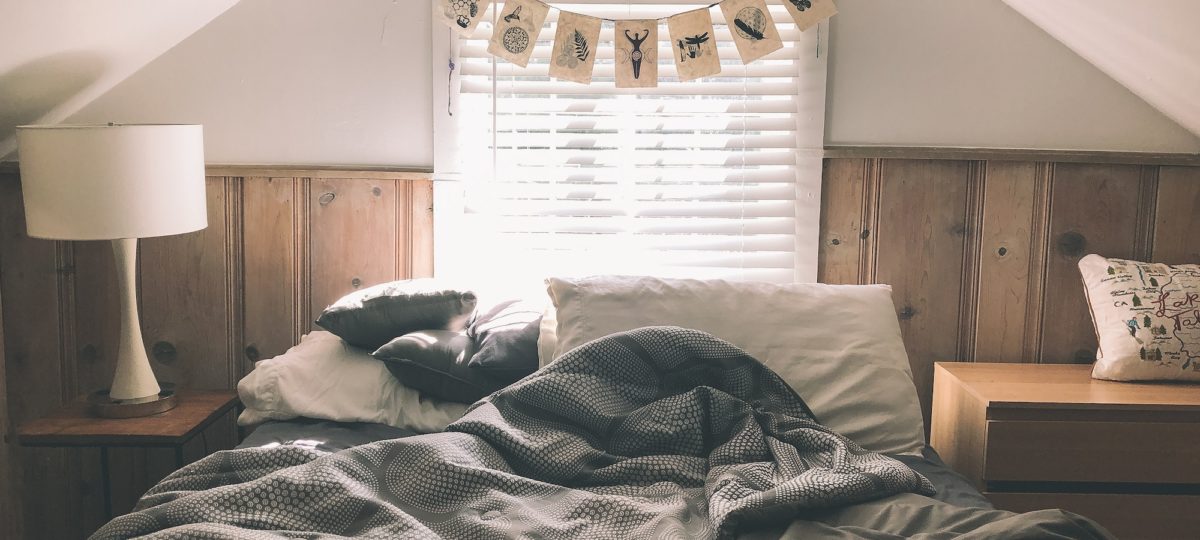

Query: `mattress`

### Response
(238, 418, 995, 510)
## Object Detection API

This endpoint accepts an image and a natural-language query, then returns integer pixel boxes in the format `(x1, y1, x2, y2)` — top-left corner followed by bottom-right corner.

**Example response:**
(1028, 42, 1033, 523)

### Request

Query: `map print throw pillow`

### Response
(1079, 254, 1200, 382)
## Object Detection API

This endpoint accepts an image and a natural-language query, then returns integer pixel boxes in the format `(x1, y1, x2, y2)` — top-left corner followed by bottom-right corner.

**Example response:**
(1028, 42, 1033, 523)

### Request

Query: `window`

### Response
(433, 1, 827, 284)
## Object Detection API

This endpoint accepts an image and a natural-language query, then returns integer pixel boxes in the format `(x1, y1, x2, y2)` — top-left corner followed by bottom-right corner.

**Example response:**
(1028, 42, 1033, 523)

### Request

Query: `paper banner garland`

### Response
(667, 8, 721, 82)
(487, 0, 550, 67)
(720, 0, 783, 64)
(615, 20, 659, 89)
(549, 11, 603, 84)
(783, 0, 838, 31)
(440, 0, 839, 85)
(434, 0, 493, 35)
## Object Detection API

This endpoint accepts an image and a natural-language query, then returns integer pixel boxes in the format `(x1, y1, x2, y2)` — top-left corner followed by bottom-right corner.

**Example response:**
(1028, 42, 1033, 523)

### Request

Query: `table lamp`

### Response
(16, 124, 207, 418)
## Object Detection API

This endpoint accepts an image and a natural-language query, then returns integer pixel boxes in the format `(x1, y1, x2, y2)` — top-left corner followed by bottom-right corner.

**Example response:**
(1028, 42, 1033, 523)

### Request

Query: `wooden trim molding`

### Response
(0, 162, 433, 180)
(823, 146, 1200, 167)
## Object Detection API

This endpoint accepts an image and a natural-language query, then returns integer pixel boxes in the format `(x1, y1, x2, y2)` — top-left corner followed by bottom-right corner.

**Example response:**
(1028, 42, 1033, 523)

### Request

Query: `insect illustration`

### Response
(677, 32, 710, 62)
(789, 0, 812, 12)
(503, 5, 522, 23)
(620, 29, 651, 79)
(556, 29, 590, 68)
(734, 7, 767, 41)
(447, 0, 480, 28)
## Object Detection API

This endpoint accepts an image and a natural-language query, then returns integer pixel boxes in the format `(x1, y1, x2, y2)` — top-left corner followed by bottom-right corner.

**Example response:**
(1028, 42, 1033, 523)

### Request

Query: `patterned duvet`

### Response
(92, 326, 1110, 539)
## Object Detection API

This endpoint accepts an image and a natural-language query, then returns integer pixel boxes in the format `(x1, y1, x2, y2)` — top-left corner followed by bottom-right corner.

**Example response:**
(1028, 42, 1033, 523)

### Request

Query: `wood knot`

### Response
(245, 345, 261, 362)
(372, 186, 383, 196)
(152, 341, 178, 365)
(830, 238, 841, 246)
(898, 306, 916, 320)
(997, 247, 1008, 257)
(859, 229, 871, 240)
(80, 344, 99, 364)
(351, 277, 363, 288)
(318, 192, 336, 206)
(1057, 231, 1087, 257)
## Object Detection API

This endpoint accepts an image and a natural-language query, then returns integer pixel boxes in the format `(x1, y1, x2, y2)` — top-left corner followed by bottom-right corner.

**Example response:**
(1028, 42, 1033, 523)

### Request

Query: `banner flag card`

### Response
(667, 8, 721, 81)
(487, 0, 550, 67)
(549, 11, 603, 84)
(720, 0, 783, 63)
(782, 0, 838, 31)
(614, 20, 659, 89)
(434, 0, 493, 35)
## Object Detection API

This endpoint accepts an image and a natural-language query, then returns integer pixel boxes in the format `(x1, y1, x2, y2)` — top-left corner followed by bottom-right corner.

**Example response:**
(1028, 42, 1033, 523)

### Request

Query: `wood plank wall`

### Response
(819, 156, 1200, 431)
(0, 168, 434, 539)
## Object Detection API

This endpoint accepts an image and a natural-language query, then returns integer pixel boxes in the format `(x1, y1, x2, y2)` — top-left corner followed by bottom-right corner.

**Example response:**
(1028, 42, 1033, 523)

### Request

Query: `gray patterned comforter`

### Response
(90, 327, 1092, 539)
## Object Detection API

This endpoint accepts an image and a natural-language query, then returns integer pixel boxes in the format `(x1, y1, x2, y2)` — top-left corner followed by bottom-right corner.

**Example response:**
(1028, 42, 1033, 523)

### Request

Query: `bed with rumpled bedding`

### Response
(90, 327, 1112, 539)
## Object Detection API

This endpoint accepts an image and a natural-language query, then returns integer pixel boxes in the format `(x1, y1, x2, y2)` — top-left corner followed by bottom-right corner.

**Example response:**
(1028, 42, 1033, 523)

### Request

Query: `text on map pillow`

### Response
(1078, 254, 1200, 382)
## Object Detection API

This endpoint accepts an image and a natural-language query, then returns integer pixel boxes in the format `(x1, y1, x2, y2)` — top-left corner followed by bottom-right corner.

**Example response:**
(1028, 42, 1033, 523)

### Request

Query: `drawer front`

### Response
(987, 492, 1200, 540)
(985, 420, 1200, 484)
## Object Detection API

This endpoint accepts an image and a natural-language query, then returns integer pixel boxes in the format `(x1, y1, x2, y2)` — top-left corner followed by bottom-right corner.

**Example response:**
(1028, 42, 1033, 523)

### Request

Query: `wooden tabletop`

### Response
(936, 362, 1200, 411)
(17, 390, 239, 447)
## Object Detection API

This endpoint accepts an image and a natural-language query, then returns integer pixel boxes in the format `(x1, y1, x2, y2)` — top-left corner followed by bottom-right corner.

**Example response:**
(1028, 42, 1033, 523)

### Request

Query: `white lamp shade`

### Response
(16, 124, 208, 240)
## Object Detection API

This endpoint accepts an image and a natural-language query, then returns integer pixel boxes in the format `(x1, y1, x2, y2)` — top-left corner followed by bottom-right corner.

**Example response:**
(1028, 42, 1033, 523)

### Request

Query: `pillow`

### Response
(466, 299, 542, 374)
(1078, 254, 1200, 381)
(373, 330, 526, 403)
(545, 275, 925, 456)
(236, 331, 469, 432)
(315, 279, 478, 349)
(538, 305, 558, 368)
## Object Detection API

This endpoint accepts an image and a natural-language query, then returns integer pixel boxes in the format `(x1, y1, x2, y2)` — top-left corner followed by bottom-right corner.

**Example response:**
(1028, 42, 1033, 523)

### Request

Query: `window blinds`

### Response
(433, 1, 826, 284)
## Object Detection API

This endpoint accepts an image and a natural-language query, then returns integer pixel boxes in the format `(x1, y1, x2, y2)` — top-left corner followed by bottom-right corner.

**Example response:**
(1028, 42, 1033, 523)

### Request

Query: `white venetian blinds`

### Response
(433, 1, 826, 284)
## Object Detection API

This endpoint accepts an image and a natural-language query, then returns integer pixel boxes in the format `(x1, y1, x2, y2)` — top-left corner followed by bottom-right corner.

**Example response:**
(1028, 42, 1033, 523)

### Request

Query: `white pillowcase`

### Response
(544, 276, 926, 456)
(237, 331, 469, 432)
(1079, 254, 1200, 382)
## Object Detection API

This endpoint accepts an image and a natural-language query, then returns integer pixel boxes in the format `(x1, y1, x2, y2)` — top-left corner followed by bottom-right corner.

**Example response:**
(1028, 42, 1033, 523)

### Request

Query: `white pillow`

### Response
(1079, 254, 1200, 381)
(545, 276, 926, 456)
(237, 331, 469, 432)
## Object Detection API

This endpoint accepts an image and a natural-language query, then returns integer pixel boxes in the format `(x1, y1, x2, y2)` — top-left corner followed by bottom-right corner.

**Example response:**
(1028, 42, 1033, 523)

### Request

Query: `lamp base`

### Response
(88, 386, 178, 418)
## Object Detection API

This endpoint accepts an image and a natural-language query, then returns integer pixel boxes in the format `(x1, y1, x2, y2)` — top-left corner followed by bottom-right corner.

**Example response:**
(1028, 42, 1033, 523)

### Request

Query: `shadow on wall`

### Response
(0, 51, 108, 159)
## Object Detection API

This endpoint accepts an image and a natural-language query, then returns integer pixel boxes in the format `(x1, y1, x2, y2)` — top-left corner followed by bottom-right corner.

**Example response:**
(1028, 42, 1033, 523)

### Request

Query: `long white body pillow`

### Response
(545, 276, 926, 456)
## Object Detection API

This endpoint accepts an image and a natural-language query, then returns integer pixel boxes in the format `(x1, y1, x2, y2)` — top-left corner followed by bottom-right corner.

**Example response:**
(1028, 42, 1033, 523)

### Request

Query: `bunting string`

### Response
(434, 0, 837, 85)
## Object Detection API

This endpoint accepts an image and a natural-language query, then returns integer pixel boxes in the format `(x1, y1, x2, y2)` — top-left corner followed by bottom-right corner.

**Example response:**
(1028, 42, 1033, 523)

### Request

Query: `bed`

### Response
(90, 278, 1114, 539)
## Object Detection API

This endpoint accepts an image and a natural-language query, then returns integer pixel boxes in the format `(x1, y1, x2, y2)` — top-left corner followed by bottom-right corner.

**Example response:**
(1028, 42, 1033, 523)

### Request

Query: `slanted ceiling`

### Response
(0, 0, 241, 159)
(1002, 0, 1200, 140)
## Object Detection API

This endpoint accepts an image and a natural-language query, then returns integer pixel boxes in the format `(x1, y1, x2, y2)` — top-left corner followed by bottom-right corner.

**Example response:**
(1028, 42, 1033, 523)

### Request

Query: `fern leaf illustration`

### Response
(734, 19, 764, 41)
(573, 30, 590, 61)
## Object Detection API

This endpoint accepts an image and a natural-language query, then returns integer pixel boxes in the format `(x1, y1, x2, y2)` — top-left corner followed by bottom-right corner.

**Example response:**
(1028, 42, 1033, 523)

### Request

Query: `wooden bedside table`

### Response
(17, 390, 240, 518)
(931, 362, 1200, 540)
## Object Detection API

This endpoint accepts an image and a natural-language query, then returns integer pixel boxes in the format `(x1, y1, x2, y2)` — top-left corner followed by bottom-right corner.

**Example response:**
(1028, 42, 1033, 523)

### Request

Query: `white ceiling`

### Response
(1003, 0, 1200, 139)
(0, 0, 240, 158)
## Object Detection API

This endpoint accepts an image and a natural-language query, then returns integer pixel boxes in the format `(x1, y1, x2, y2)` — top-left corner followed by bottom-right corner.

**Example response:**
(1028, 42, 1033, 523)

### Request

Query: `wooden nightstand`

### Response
(931, 362, 1200, 540)
(17, 390, 240, 518)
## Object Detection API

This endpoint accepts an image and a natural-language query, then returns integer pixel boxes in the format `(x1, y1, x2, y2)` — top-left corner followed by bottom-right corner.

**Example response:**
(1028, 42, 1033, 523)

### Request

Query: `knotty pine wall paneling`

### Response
(0, 169, 434, 539)
(819, 156, 1200, 432)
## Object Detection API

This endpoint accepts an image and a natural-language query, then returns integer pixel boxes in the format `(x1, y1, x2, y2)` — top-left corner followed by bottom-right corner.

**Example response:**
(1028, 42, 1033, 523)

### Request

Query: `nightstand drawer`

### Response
(985, 420, 1200, 484)
(986, 492, 1200, 540)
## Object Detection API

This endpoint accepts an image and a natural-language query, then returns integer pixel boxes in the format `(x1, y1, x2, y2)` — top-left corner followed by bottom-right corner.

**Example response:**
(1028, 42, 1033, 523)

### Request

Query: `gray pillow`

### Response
(467, 299, 541, 374)
(373, 330, 523, 403)
(316, 279, 478, 350)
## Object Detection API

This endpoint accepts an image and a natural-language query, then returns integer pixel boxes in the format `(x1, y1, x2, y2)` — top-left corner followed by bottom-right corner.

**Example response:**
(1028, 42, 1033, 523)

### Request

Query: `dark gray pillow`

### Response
(315, 279, 477, 350)
(467, 299, 541, 374)
(373, 330, 524, 403)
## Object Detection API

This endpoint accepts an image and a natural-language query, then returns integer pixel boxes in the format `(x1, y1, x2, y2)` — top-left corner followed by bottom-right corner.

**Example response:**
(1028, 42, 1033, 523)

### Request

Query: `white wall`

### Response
(825, 0, 1200, 152)
(30, 0, 1198, 165)
(0, 0, 239, 159)
(68, 0, 434, 168)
